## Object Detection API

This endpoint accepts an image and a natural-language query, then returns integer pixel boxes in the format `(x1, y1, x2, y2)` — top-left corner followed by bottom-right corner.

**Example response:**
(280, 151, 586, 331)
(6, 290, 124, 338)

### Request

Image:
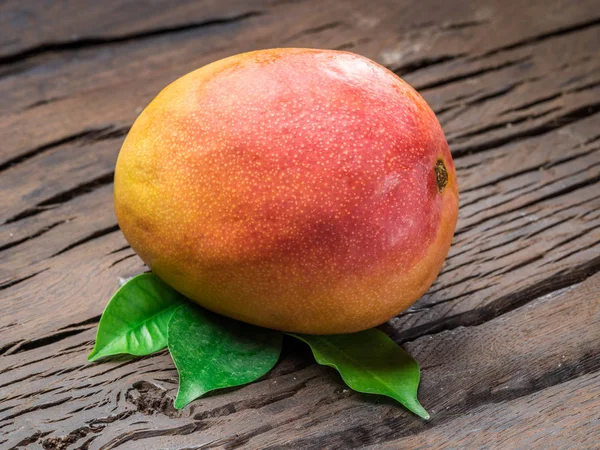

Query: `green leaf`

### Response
(289, 330, 430, 419)
(168, 304, 283, 409)
(88, 273, 185, 361)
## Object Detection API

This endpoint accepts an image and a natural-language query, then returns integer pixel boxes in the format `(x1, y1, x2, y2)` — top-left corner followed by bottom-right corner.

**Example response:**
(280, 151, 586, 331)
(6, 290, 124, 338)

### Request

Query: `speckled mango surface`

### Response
(114, 48, 459, 334)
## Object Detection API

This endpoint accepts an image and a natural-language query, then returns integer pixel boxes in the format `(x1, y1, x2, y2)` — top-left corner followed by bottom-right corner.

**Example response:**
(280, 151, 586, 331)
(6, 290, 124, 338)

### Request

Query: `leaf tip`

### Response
(173, 394, 190, 410)
(410, 401, 430, 420)
(173, 400, 184, 410)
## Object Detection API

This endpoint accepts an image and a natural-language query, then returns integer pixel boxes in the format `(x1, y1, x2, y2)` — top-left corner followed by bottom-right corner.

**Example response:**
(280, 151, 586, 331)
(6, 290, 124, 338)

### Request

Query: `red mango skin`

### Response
(114, 48, 459, 334)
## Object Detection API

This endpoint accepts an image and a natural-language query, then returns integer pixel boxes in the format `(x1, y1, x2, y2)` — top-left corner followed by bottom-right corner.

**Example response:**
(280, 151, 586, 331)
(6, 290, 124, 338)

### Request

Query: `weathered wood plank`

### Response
(2, 0, 599, 447)
(0, 184, 120, 285)
(1, 265, 598, 449)
(0, 0, 263, 61)
(1, 6, 598, 283)
(1, 0, 598, 167)
(242, 273, 600, 449)
(371, 372, 600, 450)
(0, 136, 123, 222)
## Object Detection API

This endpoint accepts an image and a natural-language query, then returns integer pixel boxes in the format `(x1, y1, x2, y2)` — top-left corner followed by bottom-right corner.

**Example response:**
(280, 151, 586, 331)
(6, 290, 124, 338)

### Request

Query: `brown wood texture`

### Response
(1, 0, 599, 448)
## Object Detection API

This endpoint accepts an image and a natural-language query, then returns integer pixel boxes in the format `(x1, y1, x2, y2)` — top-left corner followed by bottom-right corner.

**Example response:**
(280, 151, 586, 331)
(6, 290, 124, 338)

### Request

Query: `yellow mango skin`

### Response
(114, 48, 459, 334)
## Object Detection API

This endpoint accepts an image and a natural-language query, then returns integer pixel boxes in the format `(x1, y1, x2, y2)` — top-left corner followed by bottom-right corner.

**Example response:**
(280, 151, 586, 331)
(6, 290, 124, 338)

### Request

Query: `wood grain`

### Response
(1, 263, 598, 449)
(1, 0, 599, 448)
(0, 0, 263, 61)
(372, 372, 600, 450)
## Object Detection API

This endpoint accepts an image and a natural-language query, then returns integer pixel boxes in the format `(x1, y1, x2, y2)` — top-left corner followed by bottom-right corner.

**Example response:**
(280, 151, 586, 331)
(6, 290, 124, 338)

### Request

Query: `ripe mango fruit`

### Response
(114, 48, 459, 334)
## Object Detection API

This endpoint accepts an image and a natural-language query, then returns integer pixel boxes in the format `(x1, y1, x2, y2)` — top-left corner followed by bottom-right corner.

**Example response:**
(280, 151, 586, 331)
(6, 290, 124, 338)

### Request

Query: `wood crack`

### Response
(393, 53, 467, 76)
(6, 176, 115, 226)
(0, 269, 48, 292)
(479, 17, 600, 58)
(460, 143, 600, 194)
(540, 226, 600, 264)
(3, 172, 115, 225)
(200, 407, 320, 450)
(450, 107, 561, 142)
(441, 19, 491, 31)
(452, 101, 600, 157)
(41, 411, 133, 450)
(56, 316, 101, 331)
(0, 12, 262, 66)
(393, 256, 600, 344)
(0, 218, 73, 252)
(3, 327, 93, 356)
(269, 356, 600, 449)
(99, 422, 208, 450)
(108, 253, 137, 268)
(282, 21, 345, 43)
(0, 126, 118, 175)
(10, 430, 53, 449)
(457, 171, 600, 236)
(1, 397, 72, 422)
(551, 239, 600, 264)
(193, 376, 317, 421)
(500, 93, 562, 115)
(50, 224, 120, 258)
(417, 56, 530, 91)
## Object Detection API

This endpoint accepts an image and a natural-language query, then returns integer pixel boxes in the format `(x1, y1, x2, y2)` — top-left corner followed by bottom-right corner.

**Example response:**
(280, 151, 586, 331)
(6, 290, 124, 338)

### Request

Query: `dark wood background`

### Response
(1, 0, 599, 448)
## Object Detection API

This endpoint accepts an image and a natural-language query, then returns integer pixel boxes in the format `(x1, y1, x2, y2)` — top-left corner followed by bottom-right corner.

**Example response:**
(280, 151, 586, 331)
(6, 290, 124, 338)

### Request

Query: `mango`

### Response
(114, 48, 459, 334)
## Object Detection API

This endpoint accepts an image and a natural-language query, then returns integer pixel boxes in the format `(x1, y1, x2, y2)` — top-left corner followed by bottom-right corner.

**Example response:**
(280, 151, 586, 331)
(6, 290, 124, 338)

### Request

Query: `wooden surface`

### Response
(1, 0, 599, 448)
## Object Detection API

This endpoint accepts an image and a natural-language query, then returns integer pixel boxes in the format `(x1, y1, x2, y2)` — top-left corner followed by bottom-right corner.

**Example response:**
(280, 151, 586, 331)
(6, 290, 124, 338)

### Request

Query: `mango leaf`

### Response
(289, 330, 429, 419)
(88, 273, 185, 361)
(168, 304, 283, 409)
